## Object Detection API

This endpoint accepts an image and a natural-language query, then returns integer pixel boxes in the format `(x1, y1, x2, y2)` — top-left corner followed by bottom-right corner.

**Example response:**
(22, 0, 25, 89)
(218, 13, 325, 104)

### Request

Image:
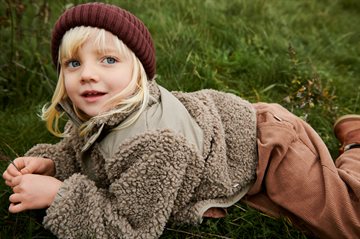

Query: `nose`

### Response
(80, 63, 99, 84)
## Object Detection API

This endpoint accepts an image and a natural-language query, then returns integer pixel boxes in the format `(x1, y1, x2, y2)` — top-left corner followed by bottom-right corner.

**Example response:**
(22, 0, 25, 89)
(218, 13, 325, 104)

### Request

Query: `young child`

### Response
(2, 2, 360, 239)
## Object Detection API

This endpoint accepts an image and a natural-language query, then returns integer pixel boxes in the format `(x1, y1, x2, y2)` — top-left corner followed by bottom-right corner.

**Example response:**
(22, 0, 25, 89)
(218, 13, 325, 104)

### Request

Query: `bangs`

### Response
(58, 26, 132, 64)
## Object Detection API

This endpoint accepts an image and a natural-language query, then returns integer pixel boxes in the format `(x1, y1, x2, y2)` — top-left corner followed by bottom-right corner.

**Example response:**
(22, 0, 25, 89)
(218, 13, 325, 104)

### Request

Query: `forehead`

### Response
(59, 27, 123, 59)
(83, 30, 119, 52)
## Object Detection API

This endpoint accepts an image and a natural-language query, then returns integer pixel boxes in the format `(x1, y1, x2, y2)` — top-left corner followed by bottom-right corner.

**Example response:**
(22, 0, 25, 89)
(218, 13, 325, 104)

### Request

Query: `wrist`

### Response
(45, 158, 56, 176)
(48, 179, 63, 207)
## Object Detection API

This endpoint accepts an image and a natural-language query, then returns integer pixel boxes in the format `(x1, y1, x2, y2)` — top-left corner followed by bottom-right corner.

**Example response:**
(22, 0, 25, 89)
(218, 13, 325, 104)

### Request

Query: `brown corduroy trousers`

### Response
(243, 103, 360, 239)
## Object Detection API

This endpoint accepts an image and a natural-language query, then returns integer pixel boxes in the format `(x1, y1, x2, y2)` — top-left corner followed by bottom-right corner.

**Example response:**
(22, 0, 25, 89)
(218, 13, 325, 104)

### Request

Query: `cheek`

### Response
(114, 77, 134, 96)
(64, 78, 76, 99)
(64, 81, 71, 94)
(108, 71, 133, 93)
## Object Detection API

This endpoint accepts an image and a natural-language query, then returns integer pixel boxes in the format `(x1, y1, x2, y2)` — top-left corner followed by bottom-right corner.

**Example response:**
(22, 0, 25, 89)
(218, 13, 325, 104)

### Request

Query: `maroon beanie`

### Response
(51, 2, 156, 79)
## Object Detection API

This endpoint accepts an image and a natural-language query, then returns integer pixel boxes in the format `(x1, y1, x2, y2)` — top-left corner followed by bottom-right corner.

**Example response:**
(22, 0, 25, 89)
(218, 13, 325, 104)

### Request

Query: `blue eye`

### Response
(66, 60, 80, 68)
(103, 57, 117, 64)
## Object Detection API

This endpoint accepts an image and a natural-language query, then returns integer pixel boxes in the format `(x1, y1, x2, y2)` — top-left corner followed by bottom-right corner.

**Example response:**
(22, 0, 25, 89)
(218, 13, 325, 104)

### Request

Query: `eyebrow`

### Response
(60, 47, 120, 63)
(95, 48, 119, 55)
(61, 54, 79, 64)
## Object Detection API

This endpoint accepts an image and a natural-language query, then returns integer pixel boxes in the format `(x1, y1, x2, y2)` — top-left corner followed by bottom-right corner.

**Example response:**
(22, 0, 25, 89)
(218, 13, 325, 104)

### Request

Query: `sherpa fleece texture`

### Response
(25, 82, 257, 239)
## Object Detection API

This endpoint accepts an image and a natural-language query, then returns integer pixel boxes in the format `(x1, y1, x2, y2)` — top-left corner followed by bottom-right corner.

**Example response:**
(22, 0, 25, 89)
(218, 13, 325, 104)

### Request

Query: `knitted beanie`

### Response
(51, 2, 156, 79)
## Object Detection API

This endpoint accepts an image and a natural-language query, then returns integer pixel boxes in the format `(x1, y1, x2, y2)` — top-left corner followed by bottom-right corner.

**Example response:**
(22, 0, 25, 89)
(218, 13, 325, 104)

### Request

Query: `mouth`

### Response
(81, 90, 106, 102)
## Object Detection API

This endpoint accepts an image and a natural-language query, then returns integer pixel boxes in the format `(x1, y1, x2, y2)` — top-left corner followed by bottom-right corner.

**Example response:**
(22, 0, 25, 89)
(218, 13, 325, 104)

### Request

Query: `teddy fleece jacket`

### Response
(25, 82, 258, 239)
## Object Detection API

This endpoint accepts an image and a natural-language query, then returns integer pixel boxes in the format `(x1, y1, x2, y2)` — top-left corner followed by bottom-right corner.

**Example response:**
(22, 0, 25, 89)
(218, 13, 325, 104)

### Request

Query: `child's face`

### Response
(61, 30, 134, 118)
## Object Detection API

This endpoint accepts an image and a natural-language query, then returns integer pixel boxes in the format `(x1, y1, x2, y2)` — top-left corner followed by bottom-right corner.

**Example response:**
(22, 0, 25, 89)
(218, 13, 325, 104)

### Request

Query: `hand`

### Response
(3, 157, 55, 187)
(8, 174, 62, 213)
(203, 207, 227, 218)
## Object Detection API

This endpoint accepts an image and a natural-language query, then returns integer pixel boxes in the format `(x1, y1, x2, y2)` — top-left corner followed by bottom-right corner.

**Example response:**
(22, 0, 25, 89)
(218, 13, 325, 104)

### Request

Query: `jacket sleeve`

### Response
(24, 123, 80, 180)
(43, 129, 204, 239)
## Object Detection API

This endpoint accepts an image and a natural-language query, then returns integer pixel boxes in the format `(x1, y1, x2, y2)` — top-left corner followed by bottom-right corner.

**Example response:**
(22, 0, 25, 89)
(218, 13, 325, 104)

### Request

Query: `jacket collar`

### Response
(55, 98, 83, 128)
(56, 81, 161, 150)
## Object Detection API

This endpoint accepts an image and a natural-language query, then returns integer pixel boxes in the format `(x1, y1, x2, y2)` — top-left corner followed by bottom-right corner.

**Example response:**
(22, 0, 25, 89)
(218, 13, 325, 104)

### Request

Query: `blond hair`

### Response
(41, 26, 150, 137)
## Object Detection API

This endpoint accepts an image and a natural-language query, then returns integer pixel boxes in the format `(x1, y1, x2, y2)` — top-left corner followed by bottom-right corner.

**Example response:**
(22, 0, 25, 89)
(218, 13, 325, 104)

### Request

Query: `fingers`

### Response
(18, 156, 54, 176)
(4, 179, 14, 187)
(10, 157, 26, 171)
(6, 157, 35, 175)
(3, 171, 20, 188)
(3, 171, 11, 185)
(9, 202, 25, 214)
(8, 193, 26, 214)
(20, 164, 35, 175)
(12, 185, 21, 193)
(3, 164, 21, 180)
(2, 157, 24, 185)
(9, 193, 21, 204)
(19, 157, 46, 175)
(4, 175, 22, 188)
(7, 175, 59, 213)
(13, 157, 30, 174)
(7, 178, 29, 214)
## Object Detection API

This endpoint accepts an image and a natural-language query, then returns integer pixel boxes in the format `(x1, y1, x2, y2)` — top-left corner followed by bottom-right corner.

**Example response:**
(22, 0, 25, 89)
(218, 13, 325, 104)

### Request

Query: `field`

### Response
(1, 0, 359, 238)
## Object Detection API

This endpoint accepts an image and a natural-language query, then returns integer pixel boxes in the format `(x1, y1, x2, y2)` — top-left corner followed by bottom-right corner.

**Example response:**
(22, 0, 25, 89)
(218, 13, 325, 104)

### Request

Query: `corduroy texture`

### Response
(51, 2, 156, 79)
(244, 103, 360, 238)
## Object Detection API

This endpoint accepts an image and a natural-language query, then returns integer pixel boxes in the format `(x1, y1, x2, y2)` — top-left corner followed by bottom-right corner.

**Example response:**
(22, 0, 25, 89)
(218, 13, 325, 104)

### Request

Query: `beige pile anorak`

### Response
(25, 82, 258, 239)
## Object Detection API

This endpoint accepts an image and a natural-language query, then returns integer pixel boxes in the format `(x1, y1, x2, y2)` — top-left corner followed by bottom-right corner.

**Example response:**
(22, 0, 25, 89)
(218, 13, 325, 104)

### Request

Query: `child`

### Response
(2, 2, 360, 239)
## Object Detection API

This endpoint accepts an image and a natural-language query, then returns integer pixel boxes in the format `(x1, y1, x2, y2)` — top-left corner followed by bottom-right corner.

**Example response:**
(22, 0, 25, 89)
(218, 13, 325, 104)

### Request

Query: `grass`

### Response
(1, 0, 359, 238)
